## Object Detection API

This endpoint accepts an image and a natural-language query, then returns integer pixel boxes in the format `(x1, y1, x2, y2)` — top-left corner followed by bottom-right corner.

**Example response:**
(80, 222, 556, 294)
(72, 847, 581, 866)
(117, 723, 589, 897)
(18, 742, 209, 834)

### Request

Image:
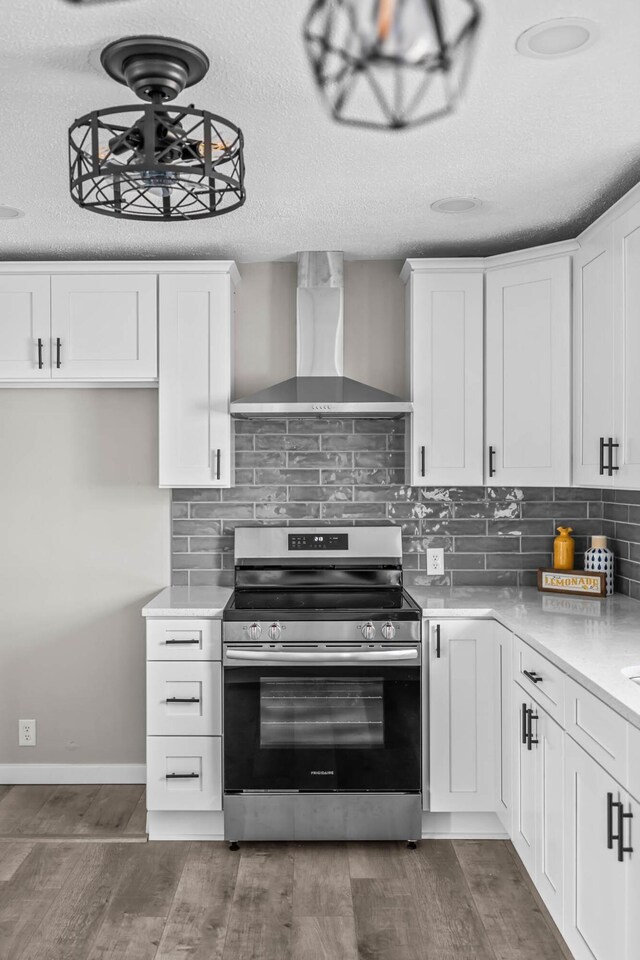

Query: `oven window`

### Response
(260, 677, 384, 748)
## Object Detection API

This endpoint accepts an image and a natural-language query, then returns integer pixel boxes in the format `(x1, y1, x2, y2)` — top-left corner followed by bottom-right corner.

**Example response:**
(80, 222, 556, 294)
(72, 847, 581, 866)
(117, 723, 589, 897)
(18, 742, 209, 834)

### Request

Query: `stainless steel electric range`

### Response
(222, 524, 422, 843)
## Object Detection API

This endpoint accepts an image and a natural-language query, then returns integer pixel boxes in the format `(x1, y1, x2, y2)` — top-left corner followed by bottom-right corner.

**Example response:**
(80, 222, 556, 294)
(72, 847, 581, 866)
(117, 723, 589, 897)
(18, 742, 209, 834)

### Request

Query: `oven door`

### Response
(223, 643, 421, 793)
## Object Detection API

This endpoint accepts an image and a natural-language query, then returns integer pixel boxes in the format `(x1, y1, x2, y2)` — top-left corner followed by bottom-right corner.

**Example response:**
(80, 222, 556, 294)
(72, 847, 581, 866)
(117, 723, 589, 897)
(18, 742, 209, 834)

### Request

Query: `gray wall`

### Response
(604, 490, 640, 600)
(0, 390, 170, 766)
(172, 418, 604, 589)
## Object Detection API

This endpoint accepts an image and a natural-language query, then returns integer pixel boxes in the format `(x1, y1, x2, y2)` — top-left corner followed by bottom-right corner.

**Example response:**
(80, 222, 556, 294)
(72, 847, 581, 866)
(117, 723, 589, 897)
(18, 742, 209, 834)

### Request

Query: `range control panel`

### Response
(288, 533, 349, 551)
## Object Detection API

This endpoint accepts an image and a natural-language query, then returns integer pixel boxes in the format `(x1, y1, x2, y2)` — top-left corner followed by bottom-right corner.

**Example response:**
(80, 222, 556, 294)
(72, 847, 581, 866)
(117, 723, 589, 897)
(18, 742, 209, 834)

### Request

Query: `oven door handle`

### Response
(224, 648, 420, 662)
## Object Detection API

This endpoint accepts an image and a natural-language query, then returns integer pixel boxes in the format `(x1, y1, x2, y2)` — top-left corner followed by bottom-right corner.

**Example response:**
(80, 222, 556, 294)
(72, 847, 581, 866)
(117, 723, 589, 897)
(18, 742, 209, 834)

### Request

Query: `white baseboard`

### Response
(147, 810, 224, 841)
(0, 764, 146, 785)
(421, 810, 509, 840)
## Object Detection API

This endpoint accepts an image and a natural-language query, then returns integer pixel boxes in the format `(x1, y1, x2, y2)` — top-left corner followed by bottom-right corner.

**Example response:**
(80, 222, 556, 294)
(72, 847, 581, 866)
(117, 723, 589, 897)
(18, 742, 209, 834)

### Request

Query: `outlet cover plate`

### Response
(19, 719, 36, 747)
(426, 548, 445, 576)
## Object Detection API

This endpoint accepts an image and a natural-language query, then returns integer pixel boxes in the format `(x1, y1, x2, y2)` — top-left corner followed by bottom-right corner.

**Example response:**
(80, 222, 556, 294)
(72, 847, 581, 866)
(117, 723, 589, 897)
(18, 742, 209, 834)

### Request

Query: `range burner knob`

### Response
(247, 622, 262, 641)
(381, 621, 397, 640)
(268, 622, 282, 641)
(361, 621, 376, 641)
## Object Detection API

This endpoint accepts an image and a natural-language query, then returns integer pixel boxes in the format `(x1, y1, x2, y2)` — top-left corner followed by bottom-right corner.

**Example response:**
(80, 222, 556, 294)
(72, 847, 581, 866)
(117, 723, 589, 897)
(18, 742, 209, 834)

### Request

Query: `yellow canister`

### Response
(553, 526, 575, 571)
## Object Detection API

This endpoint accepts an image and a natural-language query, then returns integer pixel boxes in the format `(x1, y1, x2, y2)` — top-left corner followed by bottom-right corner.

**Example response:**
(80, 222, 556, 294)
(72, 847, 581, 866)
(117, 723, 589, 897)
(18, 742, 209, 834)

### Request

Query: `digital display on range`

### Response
(288, 533, 349, 551)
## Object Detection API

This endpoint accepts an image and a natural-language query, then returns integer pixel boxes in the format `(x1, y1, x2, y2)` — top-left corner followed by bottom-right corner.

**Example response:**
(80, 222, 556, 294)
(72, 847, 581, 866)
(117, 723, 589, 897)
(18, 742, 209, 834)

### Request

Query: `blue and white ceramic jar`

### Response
(584, 536, 614, 596)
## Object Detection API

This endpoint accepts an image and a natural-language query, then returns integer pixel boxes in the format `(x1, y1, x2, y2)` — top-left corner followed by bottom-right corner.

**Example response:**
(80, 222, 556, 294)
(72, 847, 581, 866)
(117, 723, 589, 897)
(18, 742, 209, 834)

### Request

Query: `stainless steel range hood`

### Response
(230, 252, 412, 418)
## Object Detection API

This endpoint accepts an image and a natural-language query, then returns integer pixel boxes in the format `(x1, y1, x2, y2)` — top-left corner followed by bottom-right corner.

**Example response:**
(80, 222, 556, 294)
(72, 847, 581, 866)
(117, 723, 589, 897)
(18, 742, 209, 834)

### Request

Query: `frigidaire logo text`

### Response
(310, 770, 334, 775)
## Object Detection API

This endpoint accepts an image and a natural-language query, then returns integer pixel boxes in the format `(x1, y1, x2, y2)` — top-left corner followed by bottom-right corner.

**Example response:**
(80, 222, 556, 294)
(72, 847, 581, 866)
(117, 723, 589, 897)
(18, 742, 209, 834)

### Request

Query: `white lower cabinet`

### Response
(496, 623, 513, 830)
(146, 736, 222, 812)
(428, 619, 498, 812)
(513, 685, 564, 928)
(146, 616, 223, 819)
(563, 736, 636, 960)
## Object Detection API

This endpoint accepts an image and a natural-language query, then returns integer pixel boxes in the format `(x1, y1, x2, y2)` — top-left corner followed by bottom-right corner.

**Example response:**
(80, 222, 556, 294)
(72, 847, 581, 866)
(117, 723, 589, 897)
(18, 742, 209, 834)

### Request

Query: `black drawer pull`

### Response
(55, 337, 62, 369)
(216, 448, 221, 481)
(420, 445, 426, 478)
(165, 639, 199, 645)
(166, 697, 200, 704)
(521, 703, 528, 745)
(488, 445, 496, 478)
(523, 669, 543, 684)
(37, 338, 44, 369)
(166, 772, 200, 779)
(607, 792, 621, 850)
(435, 624, 441, 659)
(617, 804, 633, 862)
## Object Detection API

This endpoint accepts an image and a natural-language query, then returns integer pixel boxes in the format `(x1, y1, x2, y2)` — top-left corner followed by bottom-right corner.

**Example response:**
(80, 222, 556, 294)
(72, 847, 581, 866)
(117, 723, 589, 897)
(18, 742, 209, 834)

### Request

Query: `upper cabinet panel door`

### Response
(573, 230, 616, 487)
(50, 274, 158, 379)
(0, 276, 51, 379)
(406, 270, 484, 486)
(485, 256, 571, 486)
(158, 272, 234, 488)
(614, 202, 640, 488)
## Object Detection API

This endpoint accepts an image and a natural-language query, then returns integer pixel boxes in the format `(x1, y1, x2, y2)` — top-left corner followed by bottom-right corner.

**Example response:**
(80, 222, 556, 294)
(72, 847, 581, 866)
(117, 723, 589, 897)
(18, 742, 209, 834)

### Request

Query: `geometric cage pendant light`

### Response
(303, 0, 482, 130)
(68, 36, 245, 221)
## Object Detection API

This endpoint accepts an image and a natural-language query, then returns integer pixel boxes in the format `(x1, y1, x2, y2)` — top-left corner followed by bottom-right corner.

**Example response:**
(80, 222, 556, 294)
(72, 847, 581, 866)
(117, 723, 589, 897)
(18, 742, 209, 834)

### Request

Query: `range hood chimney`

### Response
(230, 251, 412, 418)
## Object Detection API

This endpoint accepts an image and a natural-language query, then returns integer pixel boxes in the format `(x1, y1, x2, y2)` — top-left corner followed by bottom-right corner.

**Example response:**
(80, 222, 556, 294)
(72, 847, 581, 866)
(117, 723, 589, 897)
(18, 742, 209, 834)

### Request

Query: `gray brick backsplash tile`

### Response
(169, 418, 638, 595)
(256, 434, 320, 451)
(172, 571, 189, 586)
(254, 503, 321, 520)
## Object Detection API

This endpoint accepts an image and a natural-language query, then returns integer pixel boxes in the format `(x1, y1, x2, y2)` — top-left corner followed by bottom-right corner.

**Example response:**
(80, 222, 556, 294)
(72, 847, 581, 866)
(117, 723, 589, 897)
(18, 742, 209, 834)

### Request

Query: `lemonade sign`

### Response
(537, 569, 607, 598)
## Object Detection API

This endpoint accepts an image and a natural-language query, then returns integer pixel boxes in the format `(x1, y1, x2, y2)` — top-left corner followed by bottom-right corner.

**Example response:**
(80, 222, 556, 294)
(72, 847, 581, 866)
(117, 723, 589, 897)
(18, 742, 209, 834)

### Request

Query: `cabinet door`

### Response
(159, 273, 234, 488)
(51, 274, 157, 379)
(573, 229, 616, 487)
(0, 275, 51, 379)
(485, 256, 571, 486)
(512, 696, 537, 878)
(429, 619, 497, 812)
(496, 624, 513, 831)
(406, 271, 484, 485)
(613, 202, 640, 488)
(564, 737, 627, 960)
(536, 707, 564, 928)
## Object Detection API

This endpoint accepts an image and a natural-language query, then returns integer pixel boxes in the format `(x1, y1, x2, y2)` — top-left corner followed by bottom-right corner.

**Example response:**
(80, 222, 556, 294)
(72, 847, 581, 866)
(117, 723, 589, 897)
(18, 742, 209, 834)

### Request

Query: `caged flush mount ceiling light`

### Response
(68, 36, 245, 221)
(303, 0, 482, 130)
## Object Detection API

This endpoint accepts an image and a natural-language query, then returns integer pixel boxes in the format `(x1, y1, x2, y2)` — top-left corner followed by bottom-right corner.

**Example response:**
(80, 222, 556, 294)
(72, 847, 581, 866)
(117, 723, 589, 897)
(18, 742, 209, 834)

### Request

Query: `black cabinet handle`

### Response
(37, 338, 44, 370)
(617, 803, 633, 862)
(521, 703, 528, 745)
(599, 437, 606, 476)
(165, 638, 199, 645)
(166, 772, 199, 779)
(607, 792, 620, 850)
(523, 669, 543, 685)
(527, 708, 539, 750)
(166, 697, 200, 704)
(216, 448, 221, 481)
(435, 624, 441, 659)
(489, 445, 496, 478)
(55, 338, 61, 369)
(420, 445, 426, 478)
(607, 438, 619, 476)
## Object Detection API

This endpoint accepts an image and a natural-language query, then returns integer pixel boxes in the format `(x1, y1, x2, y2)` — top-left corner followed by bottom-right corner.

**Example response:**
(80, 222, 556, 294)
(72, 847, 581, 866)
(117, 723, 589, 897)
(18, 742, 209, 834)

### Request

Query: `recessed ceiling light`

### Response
(516, 19, 597, 59)
(0, 205, 24, 219)
(431, 197, 482, 214)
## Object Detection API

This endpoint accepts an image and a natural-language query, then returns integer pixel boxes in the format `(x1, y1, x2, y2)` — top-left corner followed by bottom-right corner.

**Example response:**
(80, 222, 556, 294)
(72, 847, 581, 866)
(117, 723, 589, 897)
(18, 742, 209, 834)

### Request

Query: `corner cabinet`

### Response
(485, 254, 572, 486)
(403, 262, 484, 486)
(158, 268, 238, 488)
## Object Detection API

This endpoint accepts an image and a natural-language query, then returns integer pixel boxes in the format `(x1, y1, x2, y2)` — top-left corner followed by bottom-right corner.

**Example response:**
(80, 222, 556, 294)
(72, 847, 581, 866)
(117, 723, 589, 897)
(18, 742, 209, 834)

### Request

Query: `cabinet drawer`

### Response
(147, 736, 222, 811)
(146, 618, 221, 660)
(628, 722, 640, 803)
(565, 676, 628, 786)
(147, 661, 221, 737)
(513, 638, 565, 725)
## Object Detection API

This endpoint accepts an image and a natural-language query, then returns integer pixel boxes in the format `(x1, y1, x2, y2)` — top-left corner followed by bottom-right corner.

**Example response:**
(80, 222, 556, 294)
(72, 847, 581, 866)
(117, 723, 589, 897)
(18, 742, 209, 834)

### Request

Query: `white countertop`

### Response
(410, 586, 640, 729)
(142, 586, 232, 618)
(141, 583, 640, 729)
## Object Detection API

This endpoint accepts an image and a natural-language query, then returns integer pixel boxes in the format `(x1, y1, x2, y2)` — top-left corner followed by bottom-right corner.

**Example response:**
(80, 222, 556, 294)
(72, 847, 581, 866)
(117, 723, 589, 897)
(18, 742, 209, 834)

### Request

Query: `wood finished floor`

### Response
(0, 786, 572, 960)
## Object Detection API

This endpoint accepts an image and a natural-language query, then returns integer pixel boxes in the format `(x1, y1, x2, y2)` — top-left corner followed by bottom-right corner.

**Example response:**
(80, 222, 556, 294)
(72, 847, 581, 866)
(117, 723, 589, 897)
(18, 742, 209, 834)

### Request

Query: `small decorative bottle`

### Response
(553, 527, 575, 570)
(584, 536, 614, 596)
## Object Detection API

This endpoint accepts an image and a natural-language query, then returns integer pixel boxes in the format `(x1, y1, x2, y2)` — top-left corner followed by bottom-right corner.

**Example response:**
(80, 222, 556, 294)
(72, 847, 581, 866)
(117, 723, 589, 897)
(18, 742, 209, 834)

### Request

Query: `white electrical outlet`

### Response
(19, 719, 36, 747)
(426, 548, 445, 576)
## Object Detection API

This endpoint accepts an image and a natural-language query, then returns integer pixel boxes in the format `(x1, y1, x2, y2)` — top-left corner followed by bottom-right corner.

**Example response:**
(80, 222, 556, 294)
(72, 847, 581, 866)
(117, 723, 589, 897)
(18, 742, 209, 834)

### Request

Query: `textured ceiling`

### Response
(1, 0, 640, 262)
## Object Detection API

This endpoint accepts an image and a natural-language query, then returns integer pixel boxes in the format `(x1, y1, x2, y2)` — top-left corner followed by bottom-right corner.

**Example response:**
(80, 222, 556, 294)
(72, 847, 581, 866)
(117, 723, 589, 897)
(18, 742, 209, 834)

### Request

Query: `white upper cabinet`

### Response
(485, 255, 572, 486)
(403, 264, 484, 486)
(573, 228, 616, 486)
(50, 274, 158, 380)
(613, 200, 640, 488)
(0, 275, 51, 379)
(428, 619, 498, 812)
(158, 269, 237, 488)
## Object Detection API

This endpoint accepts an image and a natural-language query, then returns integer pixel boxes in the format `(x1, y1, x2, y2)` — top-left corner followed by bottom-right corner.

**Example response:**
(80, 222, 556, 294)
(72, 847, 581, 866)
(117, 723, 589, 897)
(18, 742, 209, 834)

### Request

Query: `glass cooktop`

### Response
(223, 588, 421, 621)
